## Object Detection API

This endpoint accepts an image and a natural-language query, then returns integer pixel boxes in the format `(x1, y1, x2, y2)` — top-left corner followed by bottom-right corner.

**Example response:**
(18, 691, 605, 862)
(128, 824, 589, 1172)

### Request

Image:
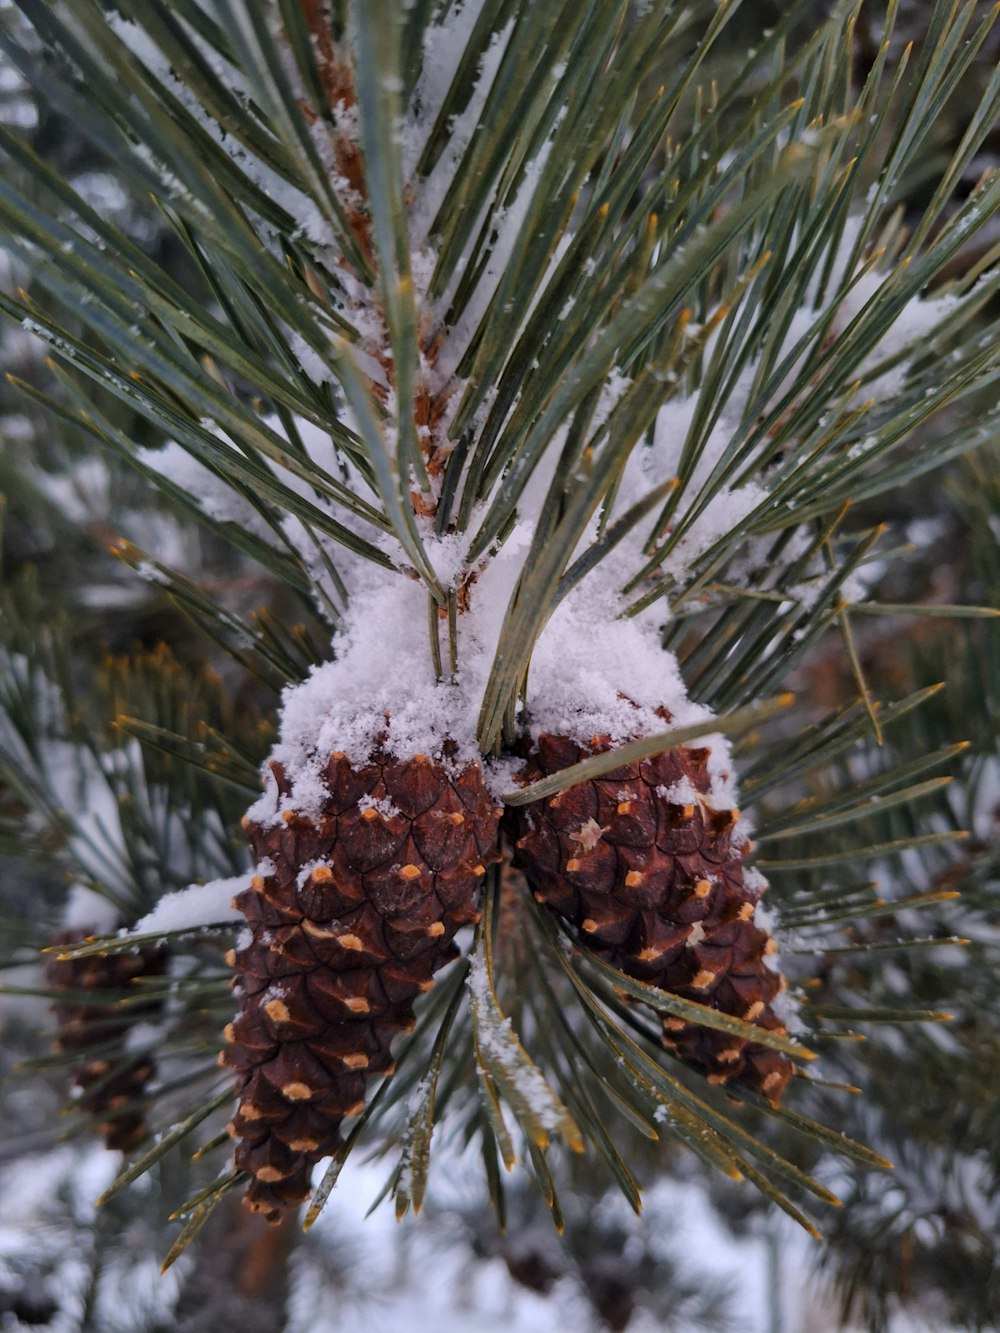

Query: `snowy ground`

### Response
(0, 1136, 964, 1333)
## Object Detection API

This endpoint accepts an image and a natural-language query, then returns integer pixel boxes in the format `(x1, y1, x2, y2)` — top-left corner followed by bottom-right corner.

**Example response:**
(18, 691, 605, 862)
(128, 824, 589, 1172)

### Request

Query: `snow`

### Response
(0, 1145, 181, 1333)
(14, 1, 977, 832)
(1, 11, 997, 1332)
(656, 777, 699, 805)
(0, 1134, 975, 1333)
(62, 883, 119, 935)
(467, 948, 569, 1136)
(132, 875, 249, 936)
(244, 354, 781, 810)
(639, 390, 774, 581)
(245, 477, 748, 814)
(834, 271, 959, 399)
(971, 756, 1000, 841)
(405, 12, 512, 245)
(284, 1151, 890, 1333)
(22, 455, 114, 525)
(135, 441, 274, 537)
(357, 793, 402, 819)
(40, 740, 237, 913)
(433, 127, 562, 384)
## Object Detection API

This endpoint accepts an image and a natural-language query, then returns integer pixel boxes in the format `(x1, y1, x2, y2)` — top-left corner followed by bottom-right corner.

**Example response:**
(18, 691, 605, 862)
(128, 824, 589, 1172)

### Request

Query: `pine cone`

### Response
(506, 732, 793, 1105)
(227, 750, 502, 1221)
(45, 929, 167, 1151)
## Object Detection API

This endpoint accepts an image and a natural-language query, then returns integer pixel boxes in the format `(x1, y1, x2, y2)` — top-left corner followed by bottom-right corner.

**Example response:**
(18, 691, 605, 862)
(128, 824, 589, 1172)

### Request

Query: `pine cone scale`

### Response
(507, 732, 793, 1105)
(45, 929, 166, 1152)
(228, 750, 500, 1220)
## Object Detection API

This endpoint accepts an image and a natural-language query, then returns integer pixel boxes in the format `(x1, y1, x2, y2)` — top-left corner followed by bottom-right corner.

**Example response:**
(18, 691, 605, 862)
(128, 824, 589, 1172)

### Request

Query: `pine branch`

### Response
(0, 0, 998, 1283)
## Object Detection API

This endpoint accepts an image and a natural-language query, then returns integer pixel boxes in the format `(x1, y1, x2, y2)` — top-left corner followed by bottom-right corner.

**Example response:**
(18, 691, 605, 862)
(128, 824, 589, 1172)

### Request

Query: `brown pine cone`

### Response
(506, 732, 793, 1105)
(45, 929, 167, 1151)
(227, 749, 502, 1221)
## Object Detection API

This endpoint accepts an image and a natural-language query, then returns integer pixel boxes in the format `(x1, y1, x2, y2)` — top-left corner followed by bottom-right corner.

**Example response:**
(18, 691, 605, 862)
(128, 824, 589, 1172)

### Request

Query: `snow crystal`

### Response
(357, 793, 401, 818)
(655, 778, 698, 805)
(132, 875, 248, 936)
(134, 559, 170, 586)
(753, 894, 805, 1034)
(467, 949, 568, 1134)
(295, 859, 329, 889)
(743, 866, 770, 899)
(520, 585, 709, 744)
(245, 761, 282, 828)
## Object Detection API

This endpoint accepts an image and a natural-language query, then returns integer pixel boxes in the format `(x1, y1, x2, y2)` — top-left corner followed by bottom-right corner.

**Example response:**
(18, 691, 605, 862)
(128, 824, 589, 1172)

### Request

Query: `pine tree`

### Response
(1, 0, 999, 1326)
